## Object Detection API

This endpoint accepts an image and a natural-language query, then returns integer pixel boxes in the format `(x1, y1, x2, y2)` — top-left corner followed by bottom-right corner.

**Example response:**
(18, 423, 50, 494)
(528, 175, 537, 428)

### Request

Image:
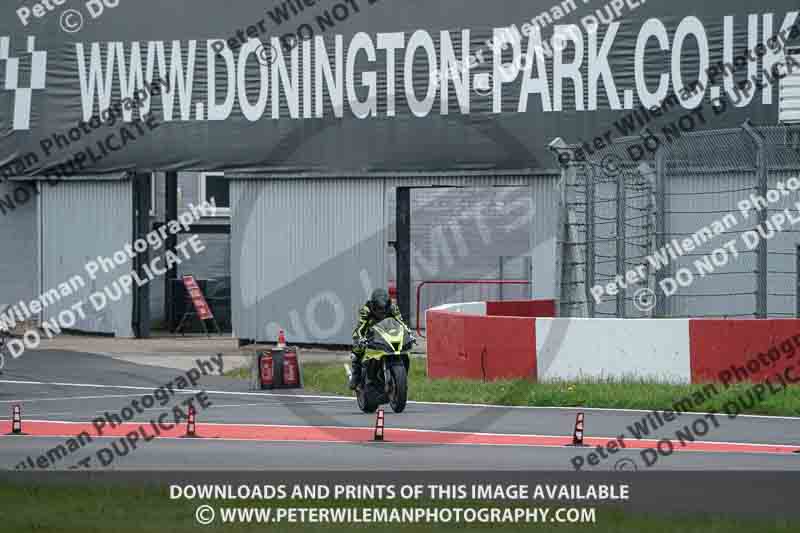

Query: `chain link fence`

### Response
(553, 122, 800, 319)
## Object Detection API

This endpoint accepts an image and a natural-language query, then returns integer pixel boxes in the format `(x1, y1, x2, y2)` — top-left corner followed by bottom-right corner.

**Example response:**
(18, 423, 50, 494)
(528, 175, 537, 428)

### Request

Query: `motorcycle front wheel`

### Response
(388, 364, 408, 413)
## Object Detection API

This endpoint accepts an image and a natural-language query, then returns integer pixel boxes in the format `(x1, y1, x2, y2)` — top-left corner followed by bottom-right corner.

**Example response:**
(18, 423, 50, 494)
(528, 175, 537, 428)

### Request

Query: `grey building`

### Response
(229, 172, 559, 344)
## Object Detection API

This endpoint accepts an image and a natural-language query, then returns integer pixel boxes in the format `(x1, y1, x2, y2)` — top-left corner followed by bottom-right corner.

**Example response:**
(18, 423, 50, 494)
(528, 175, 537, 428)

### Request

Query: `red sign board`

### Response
(182, 275, 214, 320)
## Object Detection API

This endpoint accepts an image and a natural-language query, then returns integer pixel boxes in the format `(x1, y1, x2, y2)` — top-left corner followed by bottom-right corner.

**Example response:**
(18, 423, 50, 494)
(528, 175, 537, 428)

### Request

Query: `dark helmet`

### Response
(368, 288, 392, 318)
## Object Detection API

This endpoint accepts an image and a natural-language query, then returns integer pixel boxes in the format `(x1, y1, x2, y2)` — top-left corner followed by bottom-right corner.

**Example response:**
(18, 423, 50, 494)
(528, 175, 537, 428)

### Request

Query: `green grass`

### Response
(0, 483, 797, 533)
(227, 361, 800, 417)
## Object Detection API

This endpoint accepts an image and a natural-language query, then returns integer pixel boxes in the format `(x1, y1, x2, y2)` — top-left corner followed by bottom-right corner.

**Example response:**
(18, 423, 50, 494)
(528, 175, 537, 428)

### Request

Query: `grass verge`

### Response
(229, 360, 800, 417)
(0, 483, 797, 533)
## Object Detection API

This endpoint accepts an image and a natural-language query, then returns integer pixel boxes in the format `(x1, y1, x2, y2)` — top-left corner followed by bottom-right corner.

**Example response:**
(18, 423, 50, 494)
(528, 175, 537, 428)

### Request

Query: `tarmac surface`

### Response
(1, 349, 800, 471)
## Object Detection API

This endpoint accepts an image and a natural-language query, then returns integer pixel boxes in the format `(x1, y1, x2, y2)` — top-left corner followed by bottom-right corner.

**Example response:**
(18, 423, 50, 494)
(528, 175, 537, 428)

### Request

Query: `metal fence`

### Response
(553, 123, 800, 319)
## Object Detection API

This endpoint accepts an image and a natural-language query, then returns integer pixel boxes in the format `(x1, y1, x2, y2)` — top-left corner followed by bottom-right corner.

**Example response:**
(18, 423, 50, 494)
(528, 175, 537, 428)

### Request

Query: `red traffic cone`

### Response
(277, 330, 287, 349)
(567, 412, 585, 446)
(374, 408, 385, 442)
(182, 405, 199, 438)
(7, 404, 26, 435)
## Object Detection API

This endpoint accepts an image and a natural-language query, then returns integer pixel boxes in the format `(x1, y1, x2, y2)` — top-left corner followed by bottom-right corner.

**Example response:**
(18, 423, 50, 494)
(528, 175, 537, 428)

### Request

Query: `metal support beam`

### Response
(654, 147, 667, 317)
(165, 172, 179, 330)
(743, 121, 768, 318)
(396, 187, 411, 325)
(616, 172, 626, 318)
(796, 245, 799, 318)
(131, 172, 151, 338)
(585, 167, 596, 317)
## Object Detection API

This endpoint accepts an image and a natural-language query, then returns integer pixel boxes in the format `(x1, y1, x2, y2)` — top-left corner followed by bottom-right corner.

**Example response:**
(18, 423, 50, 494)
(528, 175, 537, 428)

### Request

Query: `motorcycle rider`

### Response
(348, 288, 413, 390)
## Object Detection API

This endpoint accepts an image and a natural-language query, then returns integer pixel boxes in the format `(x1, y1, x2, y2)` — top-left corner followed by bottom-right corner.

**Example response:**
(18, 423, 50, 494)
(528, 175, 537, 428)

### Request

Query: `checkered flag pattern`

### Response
(0, 36, 47, 130)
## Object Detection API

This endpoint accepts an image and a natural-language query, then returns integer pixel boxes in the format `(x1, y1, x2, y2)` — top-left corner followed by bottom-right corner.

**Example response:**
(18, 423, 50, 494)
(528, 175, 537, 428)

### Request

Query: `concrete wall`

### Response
(428, 302, 487, 315)
(535, 318, 692, 383)
(428, 302, 800, 385)
(426, 299, 557, 381)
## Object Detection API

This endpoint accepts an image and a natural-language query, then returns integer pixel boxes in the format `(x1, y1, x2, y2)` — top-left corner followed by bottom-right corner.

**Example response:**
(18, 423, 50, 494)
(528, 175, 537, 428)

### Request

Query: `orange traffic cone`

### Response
(374, 408, 385, 441)
(7, 404, 26, 435)
(182, 405, 199, 438)
(277, 330, 287, 349)
(567, 412, 585, 446)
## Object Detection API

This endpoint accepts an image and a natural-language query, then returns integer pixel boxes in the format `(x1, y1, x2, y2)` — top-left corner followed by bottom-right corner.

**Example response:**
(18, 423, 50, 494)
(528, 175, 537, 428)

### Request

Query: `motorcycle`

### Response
(347, 317, 414, 413)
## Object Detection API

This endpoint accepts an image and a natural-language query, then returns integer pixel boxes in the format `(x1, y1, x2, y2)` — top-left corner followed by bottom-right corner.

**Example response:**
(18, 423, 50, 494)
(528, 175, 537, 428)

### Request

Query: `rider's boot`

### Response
(348, 353, 362, 390)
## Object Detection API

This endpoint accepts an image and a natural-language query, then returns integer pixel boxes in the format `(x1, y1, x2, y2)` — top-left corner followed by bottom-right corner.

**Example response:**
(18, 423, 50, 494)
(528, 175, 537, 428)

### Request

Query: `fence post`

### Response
(796, 245, 800, 318)
(554, 165, 569, 315)
(524, 256, 533, 299)
(498, 257, 504, 300)
(743, 122, 768, 318)
(585, 164, 596, 317)
(654, 147, 667, 317)
(616, 168, 626, 318)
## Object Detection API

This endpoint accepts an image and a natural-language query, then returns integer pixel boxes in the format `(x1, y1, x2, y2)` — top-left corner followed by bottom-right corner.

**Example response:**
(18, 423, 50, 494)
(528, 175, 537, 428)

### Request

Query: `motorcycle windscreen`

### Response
(370, 318, 407, 354)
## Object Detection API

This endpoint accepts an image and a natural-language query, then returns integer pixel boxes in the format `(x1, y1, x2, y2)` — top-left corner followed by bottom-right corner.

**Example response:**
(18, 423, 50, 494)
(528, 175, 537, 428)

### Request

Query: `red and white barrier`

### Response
(426, 300, 549, 381)
(426, 301, 800, 384)
(535, 318, 691, 383)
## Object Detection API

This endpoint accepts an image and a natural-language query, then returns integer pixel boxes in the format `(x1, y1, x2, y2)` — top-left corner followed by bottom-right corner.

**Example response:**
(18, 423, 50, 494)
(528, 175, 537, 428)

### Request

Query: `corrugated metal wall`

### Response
(40, 179, 134, 337)
(662, 167, 759, 317)
(231, 178, 386, 344)
(766, 167, 800, 317)
(659, 127, 800, 318)
(230, 173, 559, 343)
(0, 180, 38, 309)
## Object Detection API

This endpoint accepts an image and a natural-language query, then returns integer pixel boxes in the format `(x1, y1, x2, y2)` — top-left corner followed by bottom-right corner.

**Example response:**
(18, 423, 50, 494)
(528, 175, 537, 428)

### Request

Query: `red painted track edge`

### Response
(1, 420, 797, 455)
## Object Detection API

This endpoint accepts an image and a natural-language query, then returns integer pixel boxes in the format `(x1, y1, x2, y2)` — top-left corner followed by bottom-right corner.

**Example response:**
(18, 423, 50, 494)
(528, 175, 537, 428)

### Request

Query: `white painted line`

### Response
(1, 378, 798, 421)
(20, 411, 83, 417)
(0, 379, 349, 402)
(200, 400, 348, 409)
(0, 394, 145, 404)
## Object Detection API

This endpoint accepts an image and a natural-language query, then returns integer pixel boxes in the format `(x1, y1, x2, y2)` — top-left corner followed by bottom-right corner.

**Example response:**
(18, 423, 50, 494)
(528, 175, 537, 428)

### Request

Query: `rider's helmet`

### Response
(368, 288, 392, 320)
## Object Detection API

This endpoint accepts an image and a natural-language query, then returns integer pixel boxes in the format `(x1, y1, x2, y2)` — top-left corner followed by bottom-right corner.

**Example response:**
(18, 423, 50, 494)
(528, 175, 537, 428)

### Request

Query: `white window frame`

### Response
(198, 172, 230, 216)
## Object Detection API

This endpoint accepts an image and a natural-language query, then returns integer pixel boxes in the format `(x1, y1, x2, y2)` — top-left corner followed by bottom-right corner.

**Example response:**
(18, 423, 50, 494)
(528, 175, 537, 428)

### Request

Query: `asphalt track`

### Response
(1, 350, 800, 470)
